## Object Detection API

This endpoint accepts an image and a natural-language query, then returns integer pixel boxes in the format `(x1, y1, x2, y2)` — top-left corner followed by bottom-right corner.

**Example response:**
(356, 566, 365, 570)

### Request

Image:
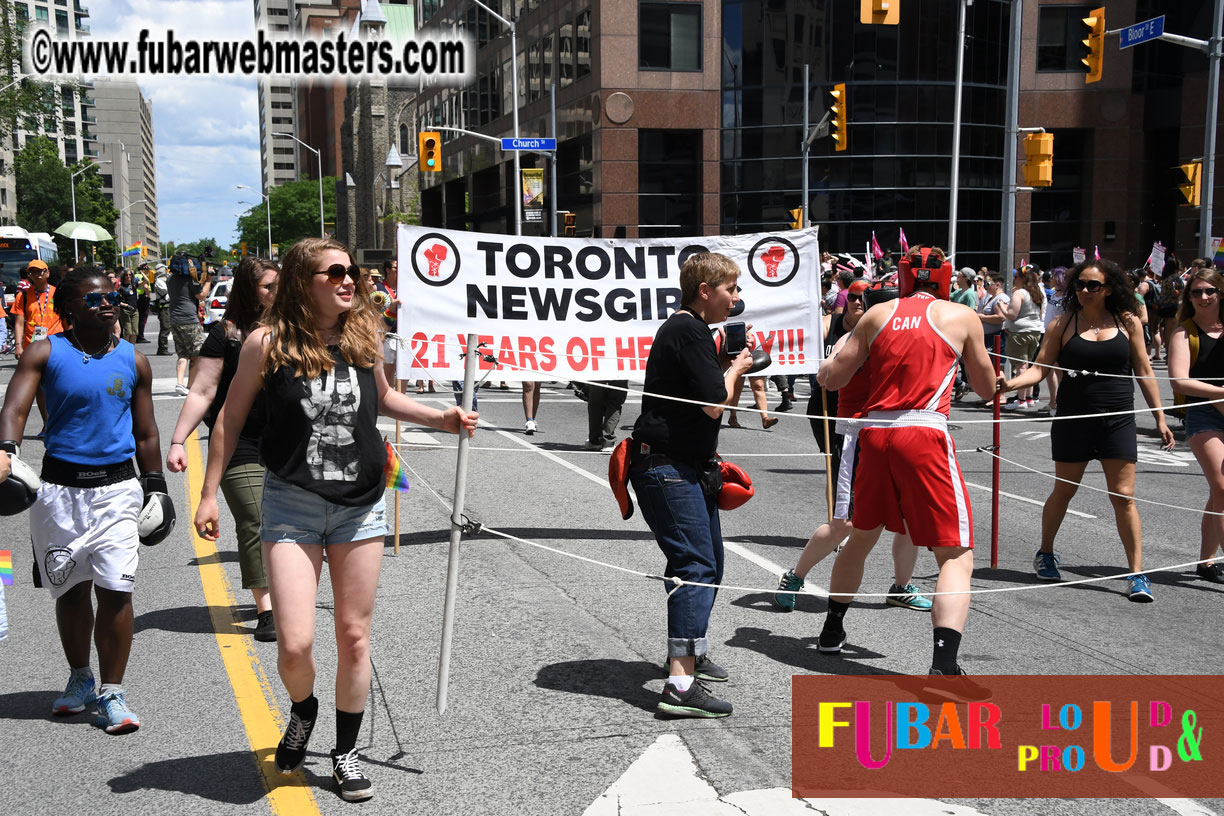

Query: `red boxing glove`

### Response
(717, 461, 754, 510)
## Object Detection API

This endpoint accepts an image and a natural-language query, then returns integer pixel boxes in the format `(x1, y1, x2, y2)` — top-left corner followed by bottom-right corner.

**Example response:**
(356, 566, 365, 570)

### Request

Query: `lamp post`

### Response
(118, 198, 148, 269)
(471, 0, 521, 236)
(272, 133, 325, 237)
(70, 159, 112, 261)
(237, 184, 274, 259)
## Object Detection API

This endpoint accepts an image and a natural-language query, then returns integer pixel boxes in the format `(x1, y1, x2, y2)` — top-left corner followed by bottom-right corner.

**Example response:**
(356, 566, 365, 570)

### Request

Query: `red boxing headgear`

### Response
(898, 247, 953, 300)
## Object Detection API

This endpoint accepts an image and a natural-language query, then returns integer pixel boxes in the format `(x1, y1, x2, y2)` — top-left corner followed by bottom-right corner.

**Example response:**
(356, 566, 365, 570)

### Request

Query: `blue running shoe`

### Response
(773, 569, 804, 611)
(1127, 574, 1154, 603)
(52, 668, 96, 715)
(94, 689, 140, 734)
(886, 583, 933, 611)
(1033, 550, 1062, 582)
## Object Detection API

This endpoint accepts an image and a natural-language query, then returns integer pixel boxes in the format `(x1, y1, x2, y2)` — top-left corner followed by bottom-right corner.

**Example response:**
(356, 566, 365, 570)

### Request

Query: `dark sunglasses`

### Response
(1191, 287, 1220, 298)
(315, 263, 361, 285)
(74, 291, 122, 308)
(847, 293, 863, 302)
(1073, 279, 1106, 293)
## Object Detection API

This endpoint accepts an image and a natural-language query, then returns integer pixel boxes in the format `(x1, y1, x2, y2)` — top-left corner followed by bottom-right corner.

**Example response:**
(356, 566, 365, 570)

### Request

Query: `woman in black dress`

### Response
(1001, 259, 1174, 602)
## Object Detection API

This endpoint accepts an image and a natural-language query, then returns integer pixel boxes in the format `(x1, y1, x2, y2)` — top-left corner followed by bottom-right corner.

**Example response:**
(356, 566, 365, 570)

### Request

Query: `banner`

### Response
(395, 225, 823, 382)
(521, 168, 544, 223)
(1149, 241, 1166, 276)
(1072, 247, 1086, 265)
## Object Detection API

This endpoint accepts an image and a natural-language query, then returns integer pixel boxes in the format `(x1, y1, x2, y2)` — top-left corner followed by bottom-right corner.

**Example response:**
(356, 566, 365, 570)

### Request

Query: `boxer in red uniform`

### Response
(815, 246, 999, 700)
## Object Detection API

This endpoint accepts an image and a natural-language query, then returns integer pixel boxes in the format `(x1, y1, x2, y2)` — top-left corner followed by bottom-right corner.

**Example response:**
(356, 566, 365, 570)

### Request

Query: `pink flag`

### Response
(1094, 245, 1100, 260)
(871, 231, 884, 260)
(898, 227, 909, 253)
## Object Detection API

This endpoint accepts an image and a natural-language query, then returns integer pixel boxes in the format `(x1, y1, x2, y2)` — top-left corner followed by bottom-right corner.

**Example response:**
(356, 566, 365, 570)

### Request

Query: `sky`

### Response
(91, 0, 262, 248)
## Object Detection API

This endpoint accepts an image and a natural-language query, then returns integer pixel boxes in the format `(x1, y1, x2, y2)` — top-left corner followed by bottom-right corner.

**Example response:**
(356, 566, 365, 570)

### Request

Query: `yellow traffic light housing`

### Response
(830, 83, 847, 152)
(1081, 7, 1105, 84)
(1179, 161, 1202, 207)
(418, 131, 441, 172)
(789, 207, 804, 230)
(563, 211, 577, 236)
(860, 0, 899, 25)
(1022, 133, 1054, 188)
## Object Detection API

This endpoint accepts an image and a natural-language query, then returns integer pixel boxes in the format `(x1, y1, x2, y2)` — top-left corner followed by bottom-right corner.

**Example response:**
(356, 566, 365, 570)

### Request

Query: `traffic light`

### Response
(860, 0, 898, 25)
(1022, 133, 1054, 187)
(789, 207, 804, 230)
(563, 211, 577, 236)
(1178, 161, 1202, 207)
(830, 83, 847, 152)
(1081, 7, 1105, 84)
(418, 131, 441, 172)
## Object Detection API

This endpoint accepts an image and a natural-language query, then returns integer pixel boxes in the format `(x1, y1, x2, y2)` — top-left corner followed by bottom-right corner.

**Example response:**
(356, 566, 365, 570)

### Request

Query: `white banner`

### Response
(394, 225, 822, 382)
(1150, 241, 1166, 276)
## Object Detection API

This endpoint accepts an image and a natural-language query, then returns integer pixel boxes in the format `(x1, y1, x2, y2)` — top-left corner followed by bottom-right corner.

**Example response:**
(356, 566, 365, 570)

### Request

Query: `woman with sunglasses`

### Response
(167, 258, 280, 641)
(193, 238, 477, 801)
(1000, 259, 1174, 602)
(0, 266, 165, 733)
(1168, 268, 1224, 584)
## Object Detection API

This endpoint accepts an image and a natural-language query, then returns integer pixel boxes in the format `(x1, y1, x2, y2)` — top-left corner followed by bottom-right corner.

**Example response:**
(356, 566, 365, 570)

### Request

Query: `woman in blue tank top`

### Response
(1000, 259, 1175, 603)
(0, 266, 165, 735)
(192, 238, 478, 802)
(1168, 267, 1224, 585)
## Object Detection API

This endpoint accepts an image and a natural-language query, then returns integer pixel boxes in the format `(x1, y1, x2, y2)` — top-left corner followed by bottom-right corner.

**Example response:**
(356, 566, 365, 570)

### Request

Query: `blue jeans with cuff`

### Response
(630, 460, 724, 659)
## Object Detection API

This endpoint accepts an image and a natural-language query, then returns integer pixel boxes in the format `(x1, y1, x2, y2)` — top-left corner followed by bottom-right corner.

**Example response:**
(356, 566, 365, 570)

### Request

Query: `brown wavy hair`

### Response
(1178, 267, 1224, 323)
(1016, 267, 1045, 309)
(261, 238, 383, 379)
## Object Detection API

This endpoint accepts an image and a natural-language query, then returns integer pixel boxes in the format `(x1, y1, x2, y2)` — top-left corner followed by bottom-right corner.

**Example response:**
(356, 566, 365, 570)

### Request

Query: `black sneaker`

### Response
(331, 749, 374, 801)
(659, 654, 729, 683)
(254, 611, 277, 642)
(274, 709, 316, 775)
(657, 680, 733, 718)
(921, 666, 992, 703)
(777, 397, 793, 412)
(817, 628, 846, 653)
(1196, 563, 1224, 584)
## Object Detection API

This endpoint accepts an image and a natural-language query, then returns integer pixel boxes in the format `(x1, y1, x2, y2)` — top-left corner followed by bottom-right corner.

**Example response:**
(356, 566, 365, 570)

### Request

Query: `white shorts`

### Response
(30, 480, 141, 599)
(833, 429, 859, 521)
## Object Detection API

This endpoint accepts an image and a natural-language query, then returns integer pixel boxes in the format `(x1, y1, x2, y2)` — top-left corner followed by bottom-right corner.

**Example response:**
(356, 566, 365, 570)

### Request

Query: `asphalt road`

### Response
(0, 318, 1221, 816)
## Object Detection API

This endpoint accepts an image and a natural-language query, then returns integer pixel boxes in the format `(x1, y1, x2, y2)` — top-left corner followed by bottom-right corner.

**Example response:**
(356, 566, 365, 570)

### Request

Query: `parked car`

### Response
(205, 279, 230, 324)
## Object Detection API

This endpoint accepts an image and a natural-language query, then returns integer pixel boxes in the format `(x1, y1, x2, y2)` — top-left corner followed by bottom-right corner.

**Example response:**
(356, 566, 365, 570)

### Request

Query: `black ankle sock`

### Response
(335, 708, 365, 755)
(821, 600, 850, 637)
(932, 627, 962, 674)
(291, 695, 318, 721)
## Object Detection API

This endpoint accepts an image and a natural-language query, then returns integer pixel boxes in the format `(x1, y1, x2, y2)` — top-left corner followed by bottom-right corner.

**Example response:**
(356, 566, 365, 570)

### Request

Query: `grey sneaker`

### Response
(659, 654, 729, 683)
(52, 668, 97, 715)
(657, 679, 732, 718)
(773, 569, 804, 611)
(94, 689, 141, 734)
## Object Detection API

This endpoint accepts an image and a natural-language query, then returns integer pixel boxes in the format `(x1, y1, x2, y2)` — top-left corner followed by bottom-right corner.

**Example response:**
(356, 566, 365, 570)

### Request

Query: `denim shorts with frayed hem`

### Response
(259, 471, 388, 546)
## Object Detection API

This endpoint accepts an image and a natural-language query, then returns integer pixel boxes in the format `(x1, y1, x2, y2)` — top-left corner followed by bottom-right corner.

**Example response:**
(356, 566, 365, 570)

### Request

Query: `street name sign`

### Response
(501, 137, 557, 151)
(1120, 16, 1164, 49)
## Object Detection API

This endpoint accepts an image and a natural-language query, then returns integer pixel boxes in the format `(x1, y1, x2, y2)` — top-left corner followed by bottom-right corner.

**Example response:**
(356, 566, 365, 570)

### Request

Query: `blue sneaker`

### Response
(1127, 574, 1154, 603)
(94, 689, 140, 734)
(51, 668, 96, 715)
(1034, 550, 1062, 582)
(773, 569, 804, 611)
(886, 583, 933, 611)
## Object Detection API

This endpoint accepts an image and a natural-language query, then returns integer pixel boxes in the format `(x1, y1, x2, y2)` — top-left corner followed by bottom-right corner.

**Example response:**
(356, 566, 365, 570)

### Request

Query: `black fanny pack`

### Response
(41, 455, 137, 488)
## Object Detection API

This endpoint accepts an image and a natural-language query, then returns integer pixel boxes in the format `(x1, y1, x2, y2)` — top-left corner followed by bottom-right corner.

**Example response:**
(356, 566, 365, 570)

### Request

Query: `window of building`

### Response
(576, 9, 591, 79)
(36, 6, 49, 22)
(558, 22, 574, 88)
(273, 162, 294, 170)
(273, 147, 293, 156)
(639, 129, 701, 236)
(101, 174, 111, 188)
(400, 123, 411, 156)
(1037, 5, 1093, 72)
(15, 4, 27, 22)
(272, 116, 292, 125)
(55, 9, 68, 31)
(639, 2, 701, 71)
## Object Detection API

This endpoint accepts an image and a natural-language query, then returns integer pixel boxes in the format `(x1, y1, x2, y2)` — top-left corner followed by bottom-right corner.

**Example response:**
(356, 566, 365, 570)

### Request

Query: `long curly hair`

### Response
(261, 238, 383, 380)
(1178, 268, 1224, 323)
(1016, 266, 1044, 309)
(1065, 259, 1137, 320)
(224, 257, 280, 337)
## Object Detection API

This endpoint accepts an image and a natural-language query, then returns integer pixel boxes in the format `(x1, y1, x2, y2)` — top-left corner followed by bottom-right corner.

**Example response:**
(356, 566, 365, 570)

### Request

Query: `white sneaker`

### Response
(600, 445, 615, 454)
(174, 383, 189, 396)
(1002, 399, 1023, 411)
(525, 419, 537, 435)
(582, 441, 602, 451)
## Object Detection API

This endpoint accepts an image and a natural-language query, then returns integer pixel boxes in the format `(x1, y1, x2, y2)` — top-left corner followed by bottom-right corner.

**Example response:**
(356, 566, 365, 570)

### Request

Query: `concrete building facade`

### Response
(90, 79, 159, 261)
(255, 0, 300, 191)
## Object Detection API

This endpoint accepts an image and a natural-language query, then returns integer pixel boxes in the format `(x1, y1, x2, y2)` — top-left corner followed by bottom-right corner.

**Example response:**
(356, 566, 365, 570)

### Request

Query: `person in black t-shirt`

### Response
(167, 257, 280, 641)
(193, 238, 477, 801)
(630, 252, 753, 719)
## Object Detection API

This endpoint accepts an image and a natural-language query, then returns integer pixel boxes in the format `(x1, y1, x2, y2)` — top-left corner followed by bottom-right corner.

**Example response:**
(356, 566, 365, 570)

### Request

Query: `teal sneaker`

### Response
(773, 569, 804, 611)
(1127, 574, 1154, 603)
(886, 583, 933, 611)
(94, 689, 140, 734)
(51, 668, 96, 715)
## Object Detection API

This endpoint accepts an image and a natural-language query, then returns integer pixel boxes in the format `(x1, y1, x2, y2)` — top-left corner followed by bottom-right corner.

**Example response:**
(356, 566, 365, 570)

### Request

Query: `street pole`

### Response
(317, 148, 325, 237)
(1199, 0, 1223, 258)
(472, 0, 520, 237)
(802, 64, 809, 230)
(71, 178, 78, 262)
(266, 196, 274, 258)
(550, 83, 558, 237)
(1000, 0, 1022, 291)
(949, 0, 972, 261)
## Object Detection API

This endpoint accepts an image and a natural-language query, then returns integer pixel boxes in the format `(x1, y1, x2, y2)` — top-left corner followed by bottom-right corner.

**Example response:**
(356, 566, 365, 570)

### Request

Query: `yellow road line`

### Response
(184, 432, 321, 816)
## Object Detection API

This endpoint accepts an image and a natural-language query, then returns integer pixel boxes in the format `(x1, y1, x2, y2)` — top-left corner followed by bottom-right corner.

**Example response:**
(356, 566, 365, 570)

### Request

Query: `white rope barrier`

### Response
(987, 347, 1224, 383)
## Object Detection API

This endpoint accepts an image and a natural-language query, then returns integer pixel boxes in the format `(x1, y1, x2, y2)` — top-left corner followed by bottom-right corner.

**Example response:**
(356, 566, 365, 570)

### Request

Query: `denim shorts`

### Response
(260, 471, 388, 546)
(1185, 405, 1224, 439)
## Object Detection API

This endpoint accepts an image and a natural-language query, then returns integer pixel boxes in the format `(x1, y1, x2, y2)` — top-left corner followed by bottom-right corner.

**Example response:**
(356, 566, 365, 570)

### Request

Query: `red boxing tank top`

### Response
(861, 293, 961, 416)
(837, 366, 871, 419)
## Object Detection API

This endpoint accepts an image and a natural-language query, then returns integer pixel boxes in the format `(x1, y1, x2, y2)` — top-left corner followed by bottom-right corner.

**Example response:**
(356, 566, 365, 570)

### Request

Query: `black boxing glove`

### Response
(137, 471, 176, 546)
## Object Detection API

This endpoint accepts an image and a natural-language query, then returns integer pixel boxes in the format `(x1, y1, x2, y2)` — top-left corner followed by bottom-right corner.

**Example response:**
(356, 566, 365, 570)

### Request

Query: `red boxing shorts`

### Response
(851, 425, 973, 549)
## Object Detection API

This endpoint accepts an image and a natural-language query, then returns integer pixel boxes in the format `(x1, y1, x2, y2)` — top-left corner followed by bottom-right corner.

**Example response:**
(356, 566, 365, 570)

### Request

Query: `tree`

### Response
(72, 159, 119, 267)
(0, 0, 55, 139)
(235, 176, 337, 258)
(14, 137, 119, 265)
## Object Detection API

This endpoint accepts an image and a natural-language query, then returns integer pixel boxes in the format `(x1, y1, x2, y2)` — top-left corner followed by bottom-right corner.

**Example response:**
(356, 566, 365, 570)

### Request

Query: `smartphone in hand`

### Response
(724, 321, 747, 355)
